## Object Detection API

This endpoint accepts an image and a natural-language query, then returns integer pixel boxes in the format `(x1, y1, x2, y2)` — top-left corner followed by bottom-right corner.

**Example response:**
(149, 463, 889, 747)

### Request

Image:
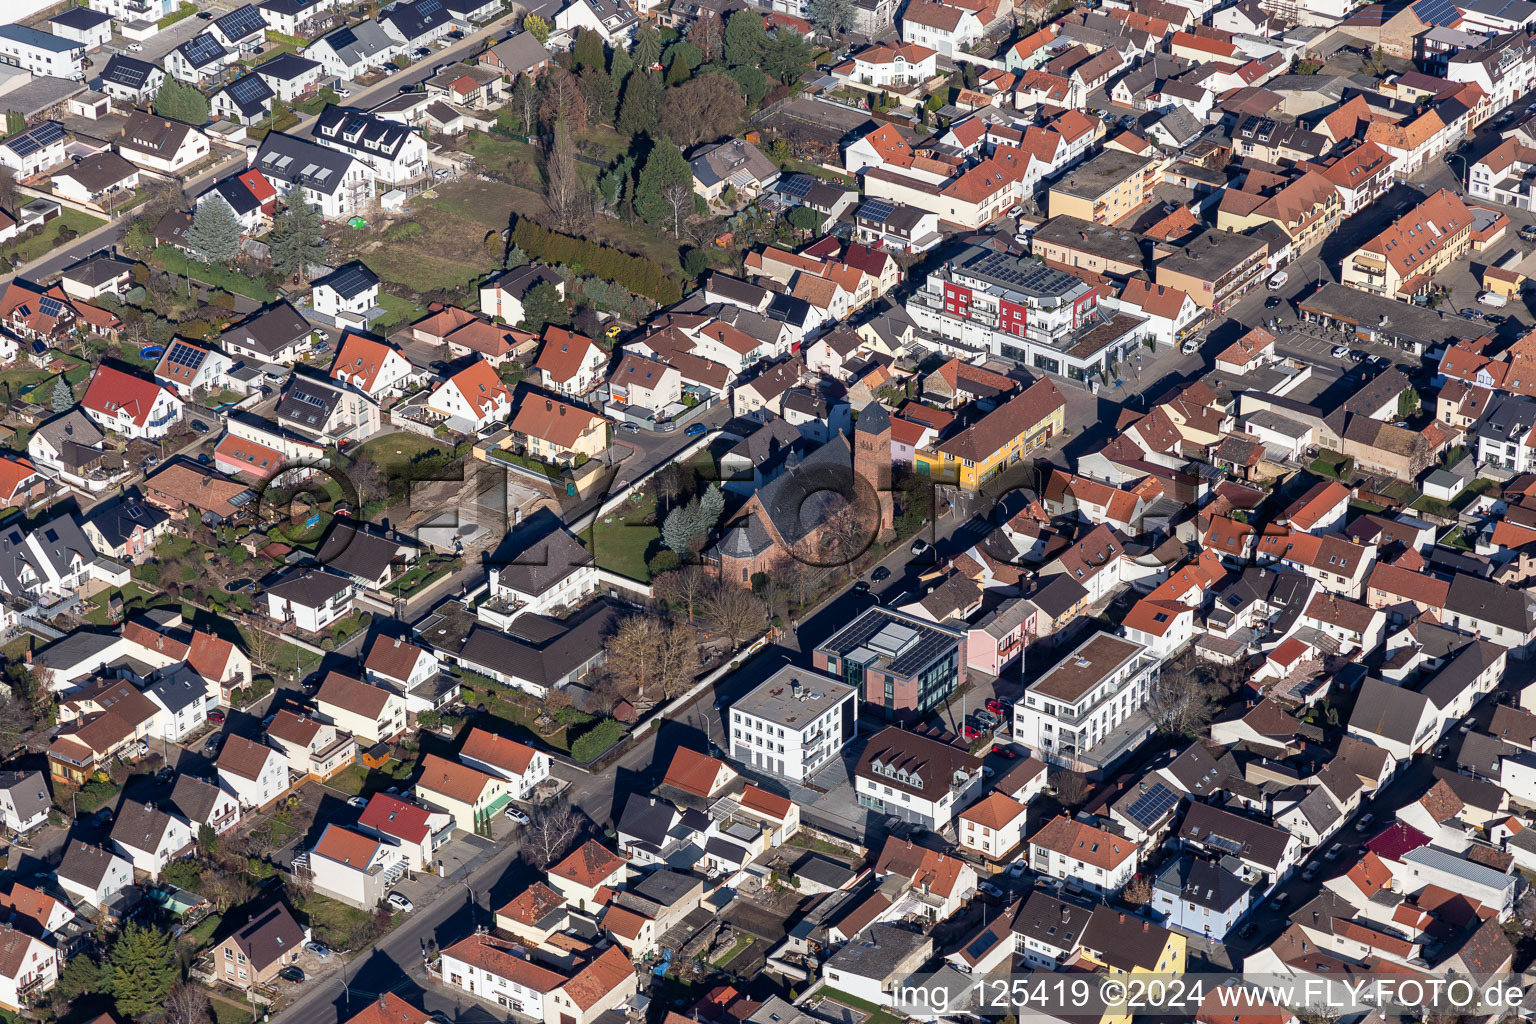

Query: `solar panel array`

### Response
(858, 199, 895, 223)
(102, 55, 153, 88)
(1123, 783, 1177, 830)
(227, 75, 273, 107)
(967, 248, 1076, 298)
(1203, 833, 1245, 856)
(323, 263, 376, 299)
(181, 32, 228, 67)
(5, 121, 64, 158)
(779, 174, 814, 199)
(38, 296, 63, 319)
(165, 340, 207, 372)
(215, 3, 266, 38)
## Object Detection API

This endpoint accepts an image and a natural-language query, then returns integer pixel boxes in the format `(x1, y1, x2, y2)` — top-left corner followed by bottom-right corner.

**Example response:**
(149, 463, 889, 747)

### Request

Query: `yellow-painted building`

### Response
(1079, 907, 1188, 1024)
(1047, 149, 1159, 225)
(914, 378, 1065, 493)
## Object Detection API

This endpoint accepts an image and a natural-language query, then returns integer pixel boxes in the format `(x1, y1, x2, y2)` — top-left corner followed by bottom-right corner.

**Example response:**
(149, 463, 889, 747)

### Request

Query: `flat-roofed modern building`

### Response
(727, 666, 857, 782)
(815, 607, 966, 722)
(1012, 631, 1162, 774)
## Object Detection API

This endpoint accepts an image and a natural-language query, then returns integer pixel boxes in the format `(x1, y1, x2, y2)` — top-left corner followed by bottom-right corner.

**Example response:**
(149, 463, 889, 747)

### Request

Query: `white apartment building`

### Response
(1013, 632, 1162, 773)
(728, 668, 858, 783)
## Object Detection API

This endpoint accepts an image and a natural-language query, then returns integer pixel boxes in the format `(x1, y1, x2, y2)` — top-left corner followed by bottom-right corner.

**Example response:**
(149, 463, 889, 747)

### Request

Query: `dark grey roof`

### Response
(52, 7, 112, 29)
(312, 259, 380, 300)
(170, 774, 231, 825)
(488, 509, 594, 599)
(486, 32, 550, 75)
(35, 407, 104, 452)
(256, 132, 359, 197)
(314, 520, 408, 583)
(1178, 801, 1291, 870)
(63, 253, 135, 289)
(267, 568, 351, 606)
(1446, 573, 1536, 634)
(617, 793, 676, 848)
(218, 74, 276, 118)
(313, 20, 396, 63)
(1416, 639, 1501, 711)
(111, 799, 185, 854)
(315, 107, 416, 162)
(57, 839, 124, 889)
(0, 771, 50, 825)
(276, 374, 343, 430)
(820, 605, 964, 678)
(258, 0, 330, 15)
(213, 3, 267, 41)
(631, 869, 702, 906)
(225, 300, 312, 357)
(1027, 572, 1088, 618)
(229, 903, 306, 970)
(100, 54, 161, 90)
(209, 173, 262, 216)
(823, 923, 930, 981)
(455, 601, 620, 688)
(1350, 676, 1431, 744)
(148, 665, 209, 713)
(380, 0, 456, 42)
(1010, 890, 1089, 952)
(254, 51, 322, 82)
(176, 32, 230, 70)
(57, 151, 138, 193)
(87, 491, 170, 549)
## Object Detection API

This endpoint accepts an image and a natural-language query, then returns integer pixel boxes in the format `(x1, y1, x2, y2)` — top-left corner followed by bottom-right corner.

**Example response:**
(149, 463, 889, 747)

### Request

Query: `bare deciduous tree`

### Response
(703, 583, 768, 648)
(523, 803, 583, 868)
(1147, 652, 1216, 738)
(1120, 876, 1153, 905)
(1050, 768, 1088, 809)
(605, 616, 699, 704)
(514, 73, 540, 135)
(661, 179, 692, 238)
(544, 119, 587, 233)
(655, 564, 713, 623)
(165, 980, 212, 1024)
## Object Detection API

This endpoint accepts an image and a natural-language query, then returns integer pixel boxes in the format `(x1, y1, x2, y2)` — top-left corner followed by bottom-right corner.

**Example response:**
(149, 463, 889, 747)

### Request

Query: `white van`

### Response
(1267, 271, 1288, 290)
(1479, 290, 1510, 308)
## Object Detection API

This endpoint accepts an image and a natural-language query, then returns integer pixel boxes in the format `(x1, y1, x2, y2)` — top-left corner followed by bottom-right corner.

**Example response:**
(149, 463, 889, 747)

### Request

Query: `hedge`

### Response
(509, 218, 683, 306)
(569, 718, 624, 762)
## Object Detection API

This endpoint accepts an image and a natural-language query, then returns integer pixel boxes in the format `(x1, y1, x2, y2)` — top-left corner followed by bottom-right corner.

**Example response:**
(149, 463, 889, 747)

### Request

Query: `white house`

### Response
(306, 20, 398, 81)
(0, 23, 84, 79)
(50, 8, 113, 49)
(265, 569, 354, 632)
(480, 265, 564, 326)
(363, 635, 446, 713)
(256, 132, 374, 221)
(79, 364, 183, 441)
(534, 327, 607, 396)
(553, 0, 638, 47)
(425, 359, 512, 432)
(728, 668, 859, 784)
(164, 32, 238, 85)
(958, 791, 1031, 860)
(329, 333, 415, 398)
(306, 823, 407, 909)
(0, 930, 58, 1013)
(98, 54, 165, 106)
(314, 671, 406, 745)
(1028, 815, 1140, 893)
(357, 792, 453, 871)
(313, 106, 429, 185)
(0, 122, 67, 178)
(169, 774, 242, 836)
(144, 667, 213, 742)
(457, 728, 550, 801)
(217, 734, 290, 809)
(109, 799, 194, 880)
(900, 0, 982, 58)
(854, 727, 985, 831)
(311, 261, 382, 329)
(254, 51, 324, 102)
(483, 512, 598, 621)
(833, 42, 938, 88)
(55, 840, 132, 909)
(1013, 633, 1161, 771)
(0, 772, 49, 835)
(257, 0, 337, 37)
(116, 112, 210, 175)
(1122, 598, 1196, 656)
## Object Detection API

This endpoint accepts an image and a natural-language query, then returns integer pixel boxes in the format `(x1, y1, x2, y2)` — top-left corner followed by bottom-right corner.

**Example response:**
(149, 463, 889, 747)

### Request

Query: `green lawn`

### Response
(712, 934, 752, 968)
(296, 892, 396, 950)
(181, 912, 223, 951)
(1309, 450, 1353, 479)
(582, 491, 660, 582)
(3, 209, 106, 265)
(83, 582, 162, 625)
(293, 87, 341, 116)
(1412, 477, 1497, 518)
(151, 245, 275, 302)
(234, 623, 323, 679)
(374, 291, 429, 332)
(819, 989, 905, 1024)
(209, 992, 255, 1024)
(459, 676, 577, 754)
(355, 431, 455, 476)
(464, 132, 540, 174)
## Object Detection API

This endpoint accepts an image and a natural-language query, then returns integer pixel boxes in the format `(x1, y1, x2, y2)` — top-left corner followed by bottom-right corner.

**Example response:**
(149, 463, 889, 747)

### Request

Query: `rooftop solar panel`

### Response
(779, 174, 814, 198)
(181, 32, 228, 67)
(215, 3, 266, 37)
(38, 296, 62, 318)
(1124, 783, 1177, 829)
(858, 199, 895, 222)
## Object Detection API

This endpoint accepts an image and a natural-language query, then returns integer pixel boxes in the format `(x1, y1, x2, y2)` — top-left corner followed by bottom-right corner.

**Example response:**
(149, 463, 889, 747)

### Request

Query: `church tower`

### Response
(854, 403, 894, 534)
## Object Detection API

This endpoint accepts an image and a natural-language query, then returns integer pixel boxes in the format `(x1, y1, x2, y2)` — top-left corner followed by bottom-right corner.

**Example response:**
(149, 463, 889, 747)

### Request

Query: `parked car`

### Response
(207, 709, 225, 724)
(335, 87, 351, 97)
(1521, 224, 1536, 242)
(985, 698, 1006, 714)
(1265, 296, 1282, 309)
(305, 942, 332, 959)
(1180, 339, 1198, 354)
(871, 566, 891, 582)
(991, 744, 1017, 759)
(619, 421, 640, 433)
(978, 882, 1004, 898)
(961, 724, 980, 740)
(1331, 345, 1349, 358)
(1267, 271, 1287, 290)
(852, 580, 870, 593)
(127, 42, 143, 51)
(1355, 812, 1375, 832)
(685, 423, 707, 437)
(910, 538, 929, 555)
(347, 796, 368, 810)
(1302, 863, 1319, 880)
(387, 892, 414, 912)
(279, 966, 304, 983)
(196, 9, 213, 15)
(1325, 844, 1343, 860)
(505, 807, 531, 825)
(980, 765, 994, 778)
(1007, 860, 1027, 878)
(203, 737, 221, 756)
